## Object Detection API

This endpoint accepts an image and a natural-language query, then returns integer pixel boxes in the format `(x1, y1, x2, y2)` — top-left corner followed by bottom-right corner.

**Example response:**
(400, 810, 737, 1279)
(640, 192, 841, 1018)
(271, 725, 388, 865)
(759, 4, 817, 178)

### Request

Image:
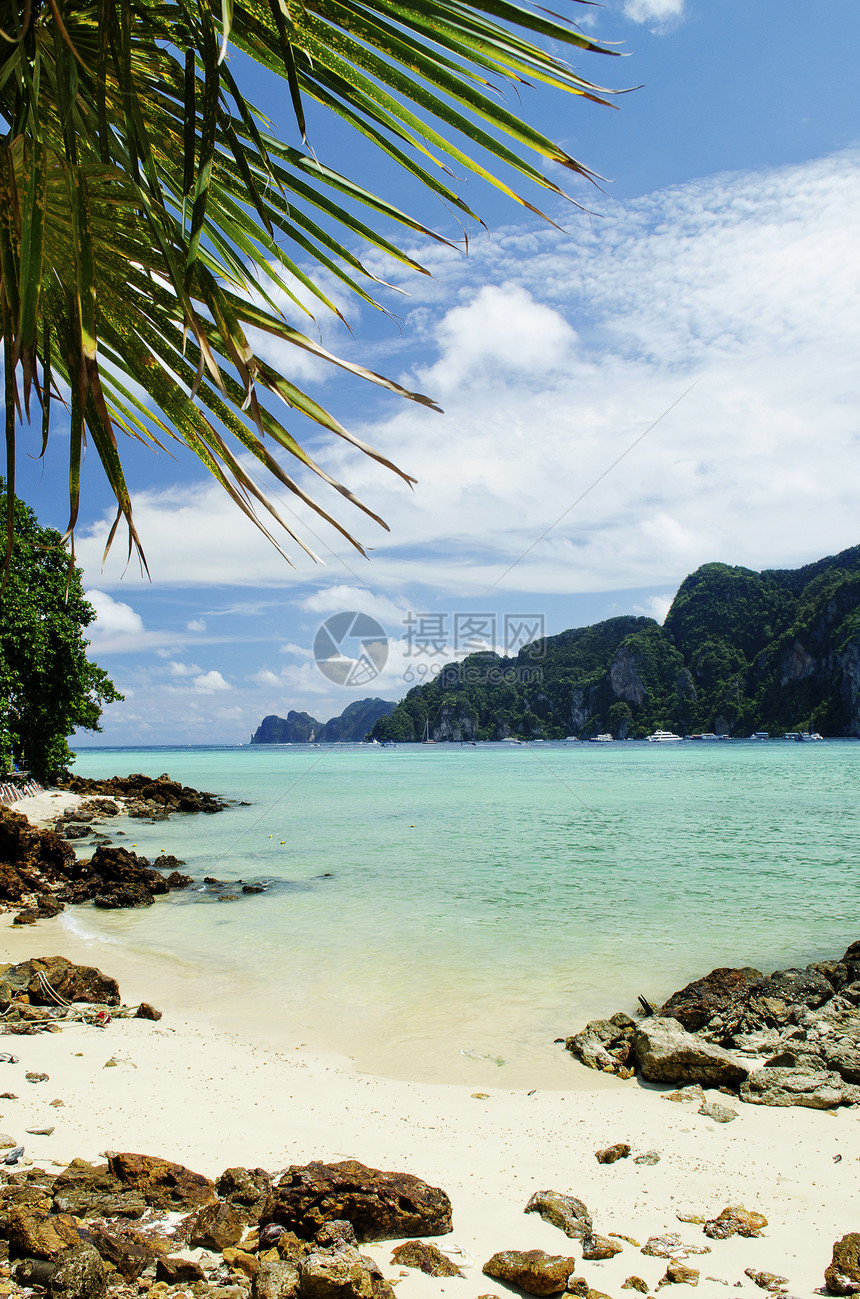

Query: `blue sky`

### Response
(15, 0, 860, 745)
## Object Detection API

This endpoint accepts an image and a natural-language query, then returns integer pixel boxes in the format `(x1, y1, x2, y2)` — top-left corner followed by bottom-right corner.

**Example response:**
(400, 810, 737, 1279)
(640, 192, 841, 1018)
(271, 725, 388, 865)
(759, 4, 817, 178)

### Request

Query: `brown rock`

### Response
(482, 1249, 578, 1296)
(660, 968, 763, 1032)
(47, 1243, 107, 1299)
(595, 1143, 630, 1164)
(698, 1101, 737, 1123)
(223, 1247, 259, 1278)
(252, 1261, 301, 1299)
(155, 1256, 207, 1285)
(390, 1241, 462, 1276)
(6, 1207, 85, 1260)
(744, 1269, 788, 1291)
(216, 1167, 273, 1224)
(582, 1236, 623, 1261)
(641, 1235, 710, 1260)
(703, 1206, 767, 1240)
(88, 1224, 162, 1281)
(265, 1160, 451, 1242)
(107, 1152, 217, 1210)
(826, 1234, 860, 1294)
(134, 1003, 162, 1021)
(0, 957, 119, 1009)
(300, 1246, 374, 1299)
(52, 1158, 146, 1220)
(622, 1279, 649, 1293)
(657, 1261, 699, 1287)
(565, 1281, 589, 1297)
(633, 1019, 748, 1089)
(187, 1200, 246, 1250)
(524, 1191, 592, 1241)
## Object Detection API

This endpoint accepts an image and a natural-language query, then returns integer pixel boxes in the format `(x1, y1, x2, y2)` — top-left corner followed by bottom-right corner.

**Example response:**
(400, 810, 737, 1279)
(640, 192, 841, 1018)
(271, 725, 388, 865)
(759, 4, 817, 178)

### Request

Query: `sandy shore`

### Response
(1, 790, 856, 1298)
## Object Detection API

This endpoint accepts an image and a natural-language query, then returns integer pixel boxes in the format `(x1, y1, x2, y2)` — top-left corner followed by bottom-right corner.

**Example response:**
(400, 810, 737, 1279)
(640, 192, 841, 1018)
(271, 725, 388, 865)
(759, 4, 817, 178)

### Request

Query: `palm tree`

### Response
(0, 0, 619, 569)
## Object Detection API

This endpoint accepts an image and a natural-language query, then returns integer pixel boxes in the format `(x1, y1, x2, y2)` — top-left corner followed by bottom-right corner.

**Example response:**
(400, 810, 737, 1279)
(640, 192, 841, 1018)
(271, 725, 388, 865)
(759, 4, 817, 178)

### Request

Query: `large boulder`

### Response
(0, 957, 120, 1009)
(52, 1159, 145, 1219)
(48, 1244, 107, 1299)
(107, 1152, 218, 1210)
(265, 1161, 452, 1242)
(659, 968, 763, 1032)
(825, 1234, 860, 1294)
(482, 1249, 577, 1296)
(524, 1191, 592, 1241)
(6, 1206, 86, 1260)
(740, 1066, 860, 1109)
(632, 1017, 749, 1087)
(216, 1166, 273, 1223)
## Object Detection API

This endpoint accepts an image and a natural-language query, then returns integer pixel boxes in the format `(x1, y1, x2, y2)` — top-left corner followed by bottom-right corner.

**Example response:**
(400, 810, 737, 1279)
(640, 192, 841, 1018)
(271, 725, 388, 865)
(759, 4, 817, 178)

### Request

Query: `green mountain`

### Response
(251, 698, 397, 744)
(369, 546, 860, 742)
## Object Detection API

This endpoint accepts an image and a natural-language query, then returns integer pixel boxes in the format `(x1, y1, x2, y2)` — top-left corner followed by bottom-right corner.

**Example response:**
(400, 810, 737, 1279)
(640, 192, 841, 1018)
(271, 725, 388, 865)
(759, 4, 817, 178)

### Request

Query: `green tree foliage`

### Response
(0, 0, 620, 568)
(0, 483, 121, 780)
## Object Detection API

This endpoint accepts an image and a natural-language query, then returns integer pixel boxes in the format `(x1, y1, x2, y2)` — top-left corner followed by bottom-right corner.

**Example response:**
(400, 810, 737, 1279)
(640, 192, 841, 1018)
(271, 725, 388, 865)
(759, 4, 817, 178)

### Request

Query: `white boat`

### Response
(647, 730, 682, 743)
(750, 731, 769, 740)
(592, 733, 613, 743)
(690, 733, 718, 741)
(422, 720, 435, 744)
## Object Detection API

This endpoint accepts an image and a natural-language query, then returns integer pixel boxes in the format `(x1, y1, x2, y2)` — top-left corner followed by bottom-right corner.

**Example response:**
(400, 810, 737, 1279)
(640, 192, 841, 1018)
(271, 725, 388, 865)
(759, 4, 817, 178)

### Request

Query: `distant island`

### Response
(250, 697, 396, 744)
(367, 545, 860, 742)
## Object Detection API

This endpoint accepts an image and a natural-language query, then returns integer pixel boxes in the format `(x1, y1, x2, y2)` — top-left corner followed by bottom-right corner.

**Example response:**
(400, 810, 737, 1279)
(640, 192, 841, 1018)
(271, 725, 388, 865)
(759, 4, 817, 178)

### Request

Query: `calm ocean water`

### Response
(60, 739, 860, 1085)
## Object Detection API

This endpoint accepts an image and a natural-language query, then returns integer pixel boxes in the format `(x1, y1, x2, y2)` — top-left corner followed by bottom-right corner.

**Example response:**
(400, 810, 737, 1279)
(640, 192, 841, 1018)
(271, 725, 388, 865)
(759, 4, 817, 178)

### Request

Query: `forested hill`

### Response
(369, 545, 860, 742)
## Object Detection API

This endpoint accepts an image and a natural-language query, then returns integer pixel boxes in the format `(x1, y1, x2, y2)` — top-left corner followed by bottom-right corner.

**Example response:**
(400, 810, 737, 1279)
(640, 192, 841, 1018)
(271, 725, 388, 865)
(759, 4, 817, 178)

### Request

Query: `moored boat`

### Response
(647, 730, 682, 742)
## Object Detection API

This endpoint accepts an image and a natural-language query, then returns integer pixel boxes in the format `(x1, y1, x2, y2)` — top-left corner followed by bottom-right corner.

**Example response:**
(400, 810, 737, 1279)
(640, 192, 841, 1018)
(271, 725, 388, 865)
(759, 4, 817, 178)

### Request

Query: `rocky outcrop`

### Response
(55, 772, 229, 815)
(251, 701, 397, 745)
(565, 940, 860, 1107)
(825, 1234, 860, 1294)
(264, 1161, 452, 1243)
(106, 1153, 218, 1211)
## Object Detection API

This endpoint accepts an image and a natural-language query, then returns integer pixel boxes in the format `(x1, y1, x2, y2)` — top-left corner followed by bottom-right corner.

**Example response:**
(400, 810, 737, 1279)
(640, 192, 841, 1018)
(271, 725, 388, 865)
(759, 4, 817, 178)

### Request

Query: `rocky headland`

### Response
(566, 939, 860, 1109)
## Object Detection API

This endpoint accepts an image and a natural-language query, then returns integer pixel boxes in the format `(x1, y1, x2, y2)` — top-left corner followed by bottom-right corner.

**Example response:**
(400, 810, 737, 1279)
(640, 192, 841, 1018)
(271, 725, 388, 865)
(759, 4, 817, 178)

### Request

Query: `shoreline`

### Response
(0, 791, 856, 1297)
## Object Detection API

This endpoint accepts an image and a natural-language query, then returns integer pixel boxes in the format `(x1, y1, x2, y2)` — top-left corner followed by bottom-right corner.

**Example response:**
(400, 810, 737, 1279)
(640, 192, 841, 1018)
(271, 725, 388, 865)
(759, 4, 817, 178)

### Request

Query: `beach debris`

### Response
(482, 1248, 578, 1295)
(525, 1190, 592, 1241)
(27, 1126, 55, 1135)
(595, 1142, 630, 1164)
(26, 1071, 49, 1083)
(611, 1234, 642, 1247)
(0, 1090, 17, 1097)
(698, 1101, 738, 1123)
(459, 1049, 505, 1066)
(3, 1145, 24, 1165)
(622, 1278, 649, 1293)
(744, 1268, 788, 1291)
(676, 1214, 707, 1225)
(582, 1234, 623, 1261)
(825, 1234, 860, 1294)
(390, 1240, 463, 1276)
(642, 1235, 711, 1260)
(264, 1159, 452, 1242)
(103, 1059, 118, 1068)
(471, 1092, 490, 1100)
(703, 1207, 767, 1240)
(0, 1053, 19, 1064)
(634, 1151, 661, 1164)
(0, 1132, 17, 1147)
(657, 1261, 700, 1287)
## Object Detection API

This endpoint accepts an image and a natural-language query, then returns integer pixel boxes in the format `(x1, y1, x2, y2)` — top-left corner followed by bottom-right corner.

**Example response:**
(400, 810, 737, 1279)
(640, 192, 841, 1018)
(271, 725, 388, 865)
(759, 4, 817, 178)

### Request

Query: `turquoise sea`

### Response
(59, 739, 859, 1085)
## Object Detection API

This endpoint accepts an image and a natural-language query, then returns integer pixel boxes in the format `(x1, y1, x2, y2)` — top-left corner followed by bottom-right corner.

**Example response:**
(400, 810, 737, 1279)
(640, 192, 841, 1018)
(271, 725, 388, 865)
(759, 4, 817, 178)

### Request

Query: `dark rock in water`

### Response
(217, 1167, 273, 1224)
(61, 825, 92, 840)
(57, 771, 230, 816)
(93, 883, 154, 909)
(48, 1243, 107, 1299)
(825, 1234, 860, 1294)
(153, 854, 186, 870)
(390, 1240, 463, 1277)
(156, 1256, 207, 1285)
(243, 883, 266, 894)
(740, 1066, 860, 1108)
(524, 1190, 591, 1241)
(659, 967, 763, 1032)
(703, 1206, 767, 1240)
(218, 893, 240, 902)
(482, 1249, 577, 1296)
(134, 1002, 162, 1022)
(633, 1018, 748, 1088)
(0, 957, 119, 1009)
(265, 1159, 452, 1242)
(107, 1152, 218, 1211)
(565, 1013, 636, 1076)
(166, 870, 193, 888)
(595, 1143, 630, 1165)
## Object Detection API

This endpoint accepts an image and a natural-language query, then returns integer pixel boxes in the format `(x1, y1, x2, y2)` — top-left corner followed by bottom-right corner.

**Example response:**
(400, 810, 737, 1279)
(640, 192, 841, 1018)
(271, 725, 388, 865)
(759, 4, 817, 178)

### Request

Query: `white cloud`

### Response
(622, 0, 684, 24)
(167, 661, 202, 677)
(85, 591, 145, 652)
(73, 151, 860, 603)
(633, 593, 675, 624)
(186, 619, 206, 632)
(192, 670, 232, 693)
(250, 669, 283, 687)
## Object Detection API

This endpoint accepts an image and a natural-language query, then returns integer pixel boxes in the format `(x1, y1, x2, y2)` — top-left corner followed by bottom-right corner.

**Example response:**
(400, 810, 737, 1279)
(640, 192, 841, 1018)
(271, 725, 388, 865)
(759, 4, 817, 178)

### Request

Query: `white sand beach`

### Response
(1, 790, 856, 1299)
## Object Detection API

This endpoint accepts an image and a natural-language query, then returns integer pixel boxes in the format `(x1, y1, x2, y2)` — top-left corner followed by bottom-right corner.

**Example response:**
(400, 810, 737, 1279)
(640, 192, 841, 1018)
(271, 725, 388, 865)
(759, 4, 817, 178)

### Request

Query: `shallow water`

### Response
(62, 739, 860, 1085)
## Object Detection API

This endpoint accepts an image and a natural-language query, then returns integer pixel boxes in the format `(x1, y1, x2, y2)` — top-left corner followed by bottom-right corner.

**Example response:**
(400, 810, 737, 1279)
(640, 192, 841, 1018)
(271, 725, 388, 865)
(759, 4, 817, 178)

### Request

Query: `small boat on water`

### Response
(591, 733, 613, 743)
(690, 733, 719, 741)
(647, 730, 682, 743)
(750, 731, 769, 740)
